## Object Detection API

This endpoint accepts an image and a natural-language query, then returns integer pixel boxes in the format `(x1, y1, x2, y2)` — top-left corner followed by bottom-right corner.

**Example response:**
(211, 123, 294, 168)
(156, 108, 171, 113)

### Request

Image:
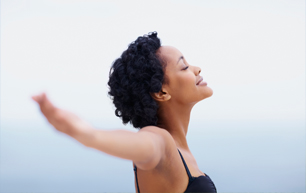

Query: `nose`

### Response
(195, 66, 201, 76)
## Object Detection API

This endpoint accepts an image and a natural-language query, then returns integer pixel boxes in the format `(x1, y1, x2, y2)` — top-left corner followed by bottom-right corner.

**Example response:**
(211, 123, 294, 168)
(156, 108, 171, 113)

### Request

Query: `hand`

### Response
(32, 93, 91, 137)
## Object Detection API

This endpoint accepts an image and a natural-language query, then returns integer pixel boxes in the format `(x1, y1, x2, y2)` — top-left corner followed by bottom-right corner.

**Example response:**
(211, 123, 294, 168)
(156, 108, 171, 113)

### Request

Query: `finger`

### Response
(32, 93, 44, 103)
(39, 93, 57, 115)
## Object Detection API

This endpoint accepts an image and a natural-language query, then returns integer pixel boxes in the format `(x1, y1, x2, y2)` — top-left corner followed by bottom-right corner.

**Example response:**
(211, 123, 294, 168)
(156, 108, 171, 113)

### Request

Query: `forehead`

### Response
(157, 46, 182, 64)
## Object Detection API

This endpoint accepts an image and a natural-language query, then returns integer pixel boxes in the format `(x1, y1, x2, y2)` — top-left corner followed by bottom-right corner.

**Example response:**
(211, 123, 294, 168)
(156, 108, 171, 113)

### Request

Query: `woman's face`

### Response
(157, 46, 213, 105)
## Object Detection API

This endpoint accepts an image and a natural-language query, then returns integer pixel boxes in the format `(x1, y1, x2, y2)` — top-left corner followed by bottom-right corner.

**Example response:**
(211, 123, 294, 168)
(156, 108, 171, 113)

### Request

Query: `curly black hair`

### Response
(108, 32, 166, 129)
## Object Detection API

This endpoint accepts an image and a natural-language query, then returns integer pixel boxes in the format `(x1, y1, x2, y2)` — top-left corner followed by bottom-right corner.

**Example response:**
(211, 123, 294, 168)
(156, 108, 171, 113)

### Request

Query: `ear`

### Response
(151, 88, 171, 102)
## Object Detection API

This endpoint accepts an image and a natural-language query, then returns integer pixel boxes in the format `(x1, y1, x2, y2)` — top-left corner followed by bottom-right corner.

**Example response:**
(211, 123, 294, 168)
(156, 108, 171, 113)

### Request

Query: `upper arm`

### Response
(83, 125, 174, 170)
(133, 126, 174, 170)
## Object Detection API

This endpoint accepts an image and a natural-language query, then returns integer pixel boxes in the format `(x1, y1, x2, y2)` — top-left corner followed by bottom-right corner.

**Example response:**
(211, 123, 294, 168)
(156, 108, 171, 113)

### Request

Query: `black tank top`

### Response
(133, 149, 217, 193)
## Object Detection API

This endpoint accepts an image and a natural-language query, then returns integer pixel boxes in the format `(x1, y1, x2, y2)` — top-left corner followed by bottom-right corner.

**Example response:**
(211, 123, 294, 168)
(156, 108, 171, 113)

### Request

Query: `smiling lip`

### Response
(196, 77, 207, 86)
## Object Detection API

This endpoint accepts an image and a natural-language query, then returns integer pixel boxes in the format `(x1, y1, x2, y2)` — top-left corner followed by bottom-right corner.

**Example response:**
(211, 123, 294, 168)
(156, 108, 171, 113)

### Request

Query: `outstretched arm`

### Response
(32, 93, 170, 170)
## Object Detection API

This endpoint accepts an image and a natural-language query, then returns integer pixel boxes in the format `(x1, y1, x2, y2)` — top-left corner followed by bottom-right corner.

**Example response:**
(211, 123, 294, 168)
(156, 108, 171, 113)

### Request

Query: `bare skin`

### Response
(32, 46, 213, 192)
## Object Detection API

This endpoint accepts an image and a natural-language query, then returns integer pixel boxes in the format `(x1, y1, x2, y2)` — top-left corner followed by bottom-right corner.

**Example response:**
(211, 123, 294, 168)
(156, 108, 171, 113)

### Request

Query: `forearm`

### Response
(32, 93, 162, 166)
(48, 111, 156, 163)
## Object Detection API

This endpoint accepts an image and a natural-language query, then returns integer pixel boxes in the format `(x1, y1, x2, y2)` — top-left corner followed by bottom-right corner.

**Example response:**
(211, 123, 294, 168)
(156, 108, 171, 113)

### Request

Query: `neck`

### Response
(157, 102, 195, 151)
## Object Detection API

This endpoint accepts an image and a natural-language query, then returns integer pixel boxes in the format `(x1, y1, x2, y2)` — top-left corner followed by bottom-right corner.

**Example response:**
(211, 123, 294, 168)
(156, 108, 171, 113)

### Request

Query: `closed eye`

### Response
(182, 66, 189, 70)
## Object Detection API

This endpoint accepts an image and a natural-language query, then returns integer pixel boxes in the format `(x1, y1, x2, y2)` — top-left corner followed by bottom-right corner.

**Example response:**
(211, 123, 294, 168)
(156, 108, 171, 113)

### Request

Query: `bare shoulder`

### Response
(139, 126, 178, 155)
(138, 126, 175, 146)
(134, 126, 188, 192)
(133, 126, 177, 170)
(139, 125, 169, 134)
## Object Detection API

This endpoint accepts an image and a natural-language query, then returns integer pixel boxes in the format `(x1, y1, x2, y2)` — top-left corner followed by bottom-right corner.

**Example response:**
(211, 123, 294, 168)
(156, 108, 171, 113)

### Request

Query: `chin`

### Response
(203, 87, 213, 99)
(208, 87, 213, 97)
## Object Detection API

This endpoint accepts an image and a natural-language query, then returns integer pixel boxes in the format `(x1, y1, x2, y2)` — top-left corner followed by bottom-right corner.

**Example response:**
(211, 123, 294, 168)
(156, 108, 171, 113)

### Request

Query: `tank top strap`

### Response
(177, 148, 194, 181)
(133, 164, 140, 193)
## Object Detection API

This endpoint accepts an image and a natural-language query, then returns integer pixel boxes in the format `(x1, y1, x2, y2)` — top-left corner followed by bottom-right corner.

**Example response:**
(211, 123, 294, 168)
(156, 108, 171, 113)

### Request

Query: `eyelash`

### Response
(183, 66, 189, 70)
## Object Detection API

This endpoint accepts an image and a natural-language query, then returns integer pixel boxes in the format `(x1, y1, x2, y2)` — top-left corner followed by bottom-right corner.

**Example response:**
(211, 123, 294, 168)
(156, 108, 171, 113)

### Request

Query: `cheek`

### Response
(177, 74, 195, 89)
(170, 74, 196, 101)
(169, 73, 213, 103)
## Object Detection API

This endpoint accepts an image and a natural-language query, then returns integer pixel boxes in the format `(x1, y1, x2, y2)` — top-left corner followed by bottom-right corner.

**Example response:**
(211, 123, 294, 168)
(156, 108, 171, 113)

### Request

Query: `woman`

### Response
(32, 32, 217, 192)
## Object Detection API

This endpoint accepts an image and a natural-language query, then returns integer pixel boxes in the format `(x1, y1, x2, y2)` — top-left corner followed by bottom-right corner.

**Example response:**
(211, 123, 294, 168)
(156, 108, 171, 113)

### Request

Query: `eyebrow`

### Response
(177, 56, 184, 64)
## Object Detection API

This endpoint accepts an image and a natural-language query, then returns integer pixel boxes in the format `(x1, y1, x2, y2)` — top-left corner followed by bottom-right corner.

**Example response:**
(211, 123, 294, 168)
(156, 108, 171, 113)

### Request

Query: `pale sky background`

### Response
(0, 0, 305, 192)
(1, 0, 305, 126)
